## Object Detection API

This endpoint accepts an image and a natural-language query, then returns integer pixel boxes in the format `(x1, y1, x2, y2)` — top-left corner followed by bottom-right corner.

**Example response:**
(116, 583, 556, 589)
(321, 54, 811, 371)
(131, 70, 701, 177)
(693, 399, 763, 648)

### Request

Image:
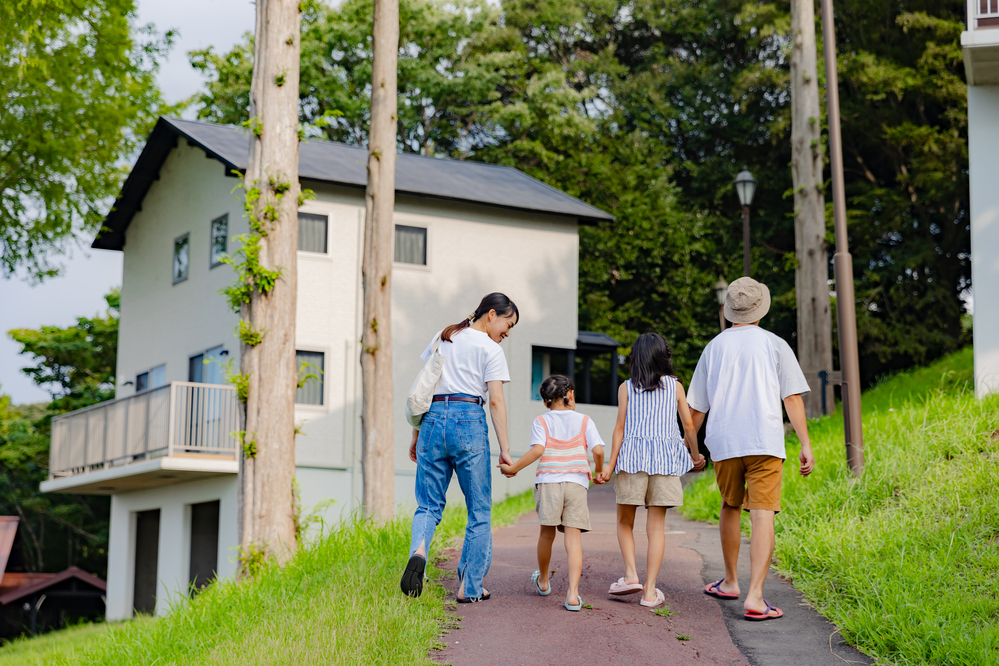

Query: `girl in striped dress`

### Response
(499, 375, 606, 611)
(598, 333, 706, 608)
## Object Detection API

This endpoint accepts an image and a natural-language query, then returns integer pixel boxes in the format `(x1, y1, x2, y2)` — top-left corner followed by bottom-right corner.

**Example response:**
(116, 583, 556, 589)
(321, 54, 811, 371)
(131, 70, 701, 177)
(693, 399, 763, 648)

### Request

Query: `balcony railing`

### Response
(971, 0, 999, 29)
(49, 382, 239, 479)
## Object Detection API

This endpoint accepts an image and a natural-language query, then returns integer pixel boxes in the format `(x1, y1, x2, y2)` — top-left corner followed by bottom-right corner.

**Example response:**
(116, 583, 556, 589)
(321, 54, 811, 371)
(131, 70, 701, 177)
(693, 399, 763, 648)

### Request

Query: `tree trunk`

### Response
(790, 0, 834, 417)
(238, 0, 301, 566)
(361, 0, 399, 520)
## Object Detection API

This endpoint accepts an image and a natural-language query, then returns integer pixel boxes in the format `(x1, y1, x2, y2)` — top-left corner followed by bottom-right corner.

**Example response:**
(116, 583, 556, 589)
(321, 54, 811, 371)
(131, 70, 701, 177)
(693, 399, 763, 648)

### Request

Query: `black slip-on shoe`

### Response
(400, 554, 426, 598)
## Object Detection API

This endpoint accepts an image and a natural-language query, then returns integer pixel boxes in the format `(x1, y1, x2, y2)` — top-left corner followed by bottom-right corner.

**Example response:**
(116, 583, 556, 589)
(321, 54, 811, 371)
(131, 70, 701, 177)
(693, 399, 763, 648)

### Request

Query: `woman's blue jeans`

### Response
(409, 395, 492, 600)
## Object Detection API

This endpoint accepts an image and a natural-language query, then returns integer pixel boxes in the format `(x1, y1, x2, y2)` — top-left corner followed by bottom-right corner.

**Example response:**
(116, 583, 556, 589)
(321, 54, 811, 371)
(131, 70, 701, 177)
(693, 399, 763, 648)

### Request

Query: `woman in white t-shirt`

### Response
(400, 293, 518, 603)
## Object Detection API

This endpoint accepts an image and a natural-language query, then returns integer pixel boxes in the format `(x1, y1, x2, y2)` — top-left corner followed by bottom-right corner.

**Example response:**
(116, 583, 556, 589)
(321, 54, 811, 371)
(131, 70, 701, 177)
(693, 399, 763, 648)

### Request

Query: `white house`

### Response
(963, 0, 999, 396)
(40, 118, 620, 620)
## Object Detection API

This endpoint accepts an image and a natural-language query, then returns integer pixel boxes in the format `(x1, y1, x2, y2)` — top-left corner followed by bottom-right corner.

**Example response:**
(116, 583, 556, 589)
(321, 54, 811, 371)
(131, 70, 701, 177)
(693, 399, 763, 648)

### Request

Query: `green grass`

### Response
(0, 623, 110, 665)
(681, 348, 999, 665)
(22, 489, 534, 665)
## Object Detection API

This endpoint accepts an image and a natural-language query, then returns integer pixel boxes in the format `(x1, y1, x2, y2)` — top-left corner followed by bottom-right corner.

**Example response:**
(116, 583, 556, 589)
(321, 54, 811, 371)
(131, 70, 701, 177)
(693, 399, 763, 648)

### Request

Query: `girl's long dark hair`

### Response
(629, 332, 676, 391)
(441, 293, 519, 342)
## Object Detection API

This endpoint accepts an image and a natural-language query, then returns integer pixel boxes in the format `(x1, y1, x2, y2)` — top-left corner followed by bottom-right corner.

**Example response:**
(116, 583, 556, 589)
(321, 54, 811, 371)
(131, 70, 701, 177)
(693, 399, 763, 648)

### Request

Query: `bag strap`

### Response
(431, 334, 443, 354)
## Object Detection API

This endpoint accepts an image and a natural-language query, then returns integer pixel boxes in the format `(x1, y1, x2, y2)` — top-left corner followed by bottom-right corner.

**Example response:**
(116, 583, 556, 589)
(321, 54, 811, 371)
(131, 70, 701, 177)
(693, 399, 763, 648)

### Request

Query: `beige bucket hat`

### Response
(724, 277, 771, 324)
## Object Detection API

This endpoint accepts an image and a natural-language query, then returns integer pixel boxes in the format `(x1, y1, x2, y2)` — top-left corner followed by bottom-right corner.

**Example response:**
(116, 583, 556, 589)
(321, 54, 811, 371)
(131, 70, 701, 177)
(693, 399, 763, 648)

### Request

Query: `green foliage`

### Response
(1, 291, 121, 578)
(237, 321, 264, 347)
(191, 0, 970, 384)
(675, 633, 691, 642)
(296, 361, 321, 390)
(681, 348, 999, 663)
(8, 291, 119, 413)
(654, 606, 675, 618)
(1, 0, 173, 281)
(63, 490, 533, 664)
(0, 622, 111, 665)
(221, 180, 285, 313)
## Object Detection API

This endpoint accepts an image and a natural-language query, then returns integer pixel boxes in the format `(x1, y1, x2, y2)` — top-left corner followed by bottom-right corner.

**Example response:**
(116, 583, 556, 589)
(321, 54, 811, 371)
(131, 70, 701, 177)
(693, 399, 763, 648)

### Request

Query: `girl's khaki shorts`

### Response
(614, 471, 683, 508)
(534, 481, 591, 532)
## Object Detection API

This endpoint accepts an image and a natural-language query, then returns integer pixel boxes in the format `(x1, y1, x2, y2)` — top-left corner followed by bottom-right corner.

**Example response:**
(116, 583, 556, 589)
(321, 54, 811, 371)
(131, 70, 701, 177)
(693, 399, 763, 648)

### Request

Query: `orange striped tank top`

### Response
(536, 414, 592, 480)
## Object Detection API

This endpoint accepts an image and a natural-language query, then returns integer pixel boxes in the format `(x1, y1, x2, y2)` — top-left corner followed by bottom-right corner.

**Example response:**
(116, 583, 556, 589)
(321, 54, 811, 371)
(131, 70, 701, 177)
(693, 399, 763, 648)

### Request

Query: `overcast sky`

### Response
(0, 0, 256, 404)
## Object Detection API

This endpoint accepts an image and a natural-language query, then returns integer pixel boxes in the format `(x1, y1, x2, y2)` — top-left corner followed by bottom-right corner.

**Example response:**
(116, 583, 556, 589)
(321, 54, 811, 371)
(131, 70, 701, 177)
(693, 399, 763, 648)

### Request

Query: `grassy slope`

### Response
(0, 623, 110, 666)
(24, 491, 533, 665)
(681, 348, 999, 665)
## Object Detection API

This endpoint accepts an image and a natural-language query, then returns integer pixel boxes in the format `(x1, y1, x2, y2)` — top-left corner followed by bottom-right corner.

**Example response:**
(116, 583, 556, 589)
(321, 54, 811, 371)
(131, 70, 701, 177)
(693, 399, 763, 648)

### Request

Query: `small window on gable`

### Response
(210, 215, 228, 267)
(394, 225, 427, 265)
(296, 350, 325, 406)
(173, 234, 190, 284)
(188, 354, 204, 383)
(298, 213, 328, 253)
(150, 364, 167, 388)
(136, 372, 149, 392)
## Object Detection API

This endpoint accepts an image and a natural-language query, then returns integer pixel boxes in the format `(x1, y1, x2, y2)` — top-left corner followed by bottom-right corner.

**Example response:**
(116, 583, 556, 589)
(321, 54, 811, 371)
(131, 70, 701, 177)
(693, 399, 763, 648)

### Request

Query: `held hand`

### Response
(409, 431, 419, 463)
(592, 469, 606, 484)
(498, 463, 516, 478)
(597, 465, 613, 484)
(799, 444, 816, 477)
(690, 453, 707, 472)
(499, 449, 514, 467)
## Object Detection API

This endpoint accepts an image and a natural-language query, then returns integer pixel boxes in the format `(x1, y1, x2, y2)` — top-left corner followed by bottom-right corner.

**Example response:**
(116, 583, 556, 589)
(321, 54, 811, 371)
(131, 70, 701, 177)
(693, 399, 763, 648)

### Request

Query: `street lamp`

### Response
(713, 279, 729, 332)
(733, 170, 757, 277)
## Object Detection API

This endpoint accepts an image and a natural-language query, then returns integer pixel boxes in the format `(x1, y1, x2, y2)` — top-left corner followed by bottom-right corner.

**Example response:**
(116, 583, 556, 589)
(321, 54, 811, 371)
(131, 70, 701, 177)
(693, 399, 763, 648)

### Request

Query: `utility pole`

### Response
(790, 0, 834, 417)
(238, 0, 301, 564)
(361, 0, 399, 519)
(820, 0, 864, 474)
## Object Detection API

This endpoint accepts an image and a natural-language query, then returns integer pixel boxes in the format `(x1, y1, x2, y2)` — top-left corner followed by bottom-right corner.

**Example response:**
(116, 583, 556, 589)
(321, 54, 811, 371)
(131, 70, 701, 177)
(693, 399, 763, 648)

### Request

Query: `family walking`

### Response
(400, 278, 816, 623)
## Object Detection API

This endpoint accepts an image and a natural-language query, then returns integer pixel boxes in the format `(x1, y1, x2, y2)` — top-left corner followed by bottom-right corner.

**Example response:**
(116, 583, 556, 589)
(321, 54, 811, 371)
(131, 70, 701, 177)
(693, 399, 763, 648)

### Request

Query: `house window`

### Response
(173, 234, 190, 284)
(189, 346, 226, 384)
(188, 354, 204, 383)
(298, 212, 328, 253)
(531, 347, 573, 401)
(210, 215, 228, 267)
(394, 225, 427, 265)
(295, 350, 325, 406)
(135, 364, 167, 392)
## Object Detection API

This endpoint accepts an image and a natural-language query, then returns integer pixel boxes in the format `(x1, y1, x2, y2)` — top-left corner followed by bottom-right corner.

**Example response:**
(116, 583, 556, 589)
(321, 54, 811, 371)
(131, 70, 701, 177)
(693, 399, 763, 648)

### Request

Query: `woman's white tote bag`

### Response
(405, 335, 444, 428)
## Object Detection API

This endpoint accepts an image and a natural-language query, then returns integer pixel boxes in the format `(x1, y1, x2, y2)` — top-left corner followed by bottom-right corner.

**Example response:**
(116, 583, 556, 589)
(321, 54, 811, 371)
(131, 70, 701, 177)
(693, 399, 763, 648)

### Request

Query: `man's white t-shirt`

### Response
(686, 325, 810, 461)
(421, 328, 510, 400)
(530, 410, 605, 488)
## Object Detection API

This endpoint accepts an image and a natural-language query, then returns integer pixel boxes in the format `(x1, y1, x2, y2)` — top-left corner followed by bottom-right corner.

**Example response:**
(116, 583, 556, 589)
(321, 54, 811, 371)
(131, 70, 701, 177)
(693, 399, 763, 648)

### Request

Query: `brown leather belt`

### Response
(432, 395, 484, 405)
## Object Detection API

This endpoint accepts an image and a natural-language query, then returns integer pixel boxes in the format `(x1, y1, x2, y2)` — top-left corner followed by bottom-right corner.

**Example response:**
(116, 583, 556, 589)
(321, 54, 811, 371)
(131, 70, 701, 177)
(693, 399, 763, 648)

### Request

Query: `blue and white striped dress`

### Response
(615, 376, 693, 477)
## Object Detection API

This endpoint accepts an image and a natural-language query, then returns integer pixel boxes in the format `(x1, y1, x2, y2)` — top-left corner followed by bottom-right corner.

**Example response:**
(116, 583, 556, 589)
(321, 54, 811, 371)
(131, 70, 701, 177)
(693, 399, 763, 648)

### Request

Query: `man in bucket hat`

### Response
(686, 277, 816, 622)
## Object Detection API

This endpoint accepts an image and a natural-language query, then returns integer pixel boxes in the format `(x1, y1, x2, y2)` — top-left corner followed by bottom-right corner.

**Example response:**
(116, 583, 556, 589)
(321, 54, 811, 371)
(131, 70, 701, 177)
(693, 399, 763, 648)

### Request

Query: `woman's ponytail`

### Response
(441, 292, 519, 342)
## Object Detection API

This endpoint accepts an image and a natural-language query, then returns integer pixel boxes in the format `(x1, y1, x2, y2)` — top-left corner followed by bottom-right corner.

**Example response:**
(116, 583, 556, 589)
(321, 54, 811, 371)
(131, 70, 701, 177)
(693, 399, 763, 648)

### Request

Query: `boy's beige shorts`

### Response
(534, 481, 591, 532)
(614, 471, 684, 508)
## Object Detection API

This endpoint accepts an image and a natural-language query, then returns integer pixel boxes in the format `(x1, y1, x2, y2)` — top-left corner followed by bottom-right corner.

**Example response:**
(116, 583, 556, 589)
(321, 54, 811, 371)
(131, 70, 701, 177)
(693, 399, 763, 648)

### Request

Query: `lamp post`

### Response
(713, 279, 729, 332)
(733, 170, 757, 276)
(820, 0, 864, 475)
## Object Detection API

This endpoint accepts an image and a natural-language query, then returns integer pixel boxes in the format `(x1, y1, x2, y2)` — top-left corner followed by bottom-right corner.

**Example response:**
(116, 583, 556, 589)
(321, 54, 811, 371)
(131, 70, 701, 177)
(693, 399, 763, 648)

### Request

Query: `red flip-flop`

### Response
(704, 579, 739, 600)
(744, 600, 783, 621)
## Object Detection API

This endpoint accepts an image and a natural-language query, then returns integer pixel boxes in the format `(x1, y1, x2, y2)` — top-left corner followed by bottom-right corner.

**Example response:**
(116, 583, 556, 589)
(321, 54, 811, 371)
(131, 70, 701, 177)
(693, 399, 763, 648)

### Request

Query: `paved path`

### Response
(434, 483, 871, 666)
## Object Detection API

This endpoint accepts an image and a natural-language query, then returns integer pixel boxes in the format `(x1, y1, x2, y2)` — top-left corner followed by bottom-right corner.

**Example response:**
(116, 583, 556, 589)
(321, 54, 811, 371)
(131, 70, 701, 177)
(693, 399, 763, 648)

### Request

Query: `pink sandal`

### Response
(608, 577, 643, 596)
(640, 588, 665, 608)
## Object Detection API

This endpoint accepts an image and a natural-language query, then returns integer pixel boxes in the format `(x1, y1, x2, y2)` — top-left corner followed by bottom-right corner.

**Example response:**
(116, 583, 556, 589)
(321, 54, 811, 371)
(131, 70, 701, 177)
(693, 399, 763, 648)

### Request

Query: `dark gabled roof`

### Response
(0, 566, 106, 605)
(93, 117, 614, 250)
(577, 331, 622, 351)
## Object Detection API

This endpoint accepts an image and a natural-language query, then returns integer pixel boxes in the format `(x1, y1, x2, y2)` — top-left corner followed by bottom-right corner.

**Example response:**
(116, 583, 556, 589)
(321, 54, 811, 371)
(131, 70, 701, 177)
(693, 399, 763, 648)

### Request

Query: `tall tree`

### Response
(361, 0, 400, 520)
(790, 0, 834, 415)
(1, 0, 169, 281)
(234, 0, 302, 566)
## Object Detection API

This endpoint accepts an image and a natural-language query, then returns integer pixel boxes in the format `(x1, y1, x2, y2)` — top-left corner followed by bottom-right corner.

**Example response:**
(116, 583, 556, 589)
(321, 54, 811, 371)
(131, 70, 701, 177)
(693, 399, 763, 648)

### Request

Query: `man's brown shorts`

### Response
(713, 455, 784, 512)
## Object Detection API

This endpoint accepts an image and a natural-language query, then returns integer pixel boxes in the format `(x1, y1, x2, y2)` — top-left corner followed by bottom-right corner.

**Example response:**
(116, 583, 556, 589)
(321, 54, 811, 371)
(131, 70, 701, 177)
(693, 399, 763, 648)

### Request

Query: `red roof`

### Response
(0, 566, 106, 605)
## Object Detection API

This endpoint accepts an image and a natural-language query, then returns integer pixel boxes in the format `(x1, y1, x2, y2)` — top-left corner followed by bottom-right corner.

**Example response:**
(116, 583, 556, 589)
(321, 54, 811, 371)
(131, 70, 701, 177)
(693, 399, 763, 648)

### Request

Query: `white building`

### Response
(964, 1, 999, 396)
(40, 118, 620, 620)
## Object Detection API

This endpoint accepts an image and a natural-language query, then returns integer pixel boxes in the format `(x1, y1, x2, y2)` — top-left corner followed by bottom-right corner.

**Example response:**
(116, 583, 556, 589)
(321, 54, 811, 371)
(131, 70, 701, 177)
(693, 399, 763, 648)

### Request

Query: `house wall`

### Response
(116, 142, 244, 393)
(105, 475, 238, 621)
(968, 85, 999, 397)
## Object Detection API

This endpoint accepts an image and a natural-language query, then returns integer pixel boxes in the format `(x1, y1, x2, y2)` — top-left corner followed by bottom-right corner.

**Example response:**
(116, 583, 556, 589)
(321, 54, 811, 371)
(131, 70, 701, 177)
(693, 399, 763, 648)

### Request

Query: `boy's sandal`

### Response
(639, 588, 665, 608)
(531, 570, 551, 596)
(744, 600, 783, 621)
(704, 578, 740, 600)
(608, 577, 643, 596)
(564, 594, 583, 612)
